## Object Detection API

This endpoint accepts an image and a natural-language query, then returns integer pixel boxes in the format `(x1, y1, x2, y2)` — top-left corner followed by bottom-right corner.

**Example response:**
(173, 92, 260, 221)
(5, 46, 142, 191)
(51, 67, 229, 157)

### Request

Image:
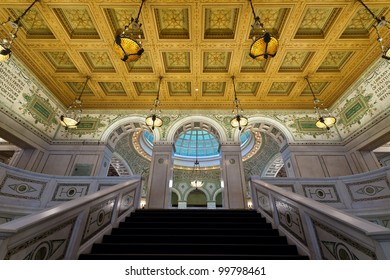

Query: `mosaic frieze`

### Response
(52, 184, 90, 201)
(275, 200, 306, 245)
(118, 190, 136, 216)
(0, 174, 46, 200)
(302, 185, 340, 203)
(255, 189, 272, 217)
(346, 177, 390, 202)
(82, 198, 116, 244)
(312, 219, 377, 260)
(5, 218, 75, 260)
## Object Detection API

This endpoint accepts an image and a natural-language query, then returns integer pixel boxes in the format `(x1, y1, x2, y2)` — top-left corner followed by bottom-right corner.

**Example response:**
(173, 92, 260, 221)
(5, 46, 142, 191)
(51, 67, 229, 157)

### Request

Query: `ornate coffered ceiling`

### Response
(0, 0, 389, 111)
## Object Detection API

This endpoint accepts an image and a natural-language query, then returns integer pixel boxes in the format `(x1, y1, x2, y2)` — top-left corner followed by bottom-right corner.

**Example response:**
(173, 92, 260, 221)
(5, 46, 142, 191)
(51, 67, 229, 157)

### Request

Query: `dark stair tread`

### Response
(102, 234, 288, 244)
(111, 227, 280, 236)
(79, 253, 309, 260)
(118, 222, 272, 229)
(91, 243, 299, 255)
(79, 209, 308, 260)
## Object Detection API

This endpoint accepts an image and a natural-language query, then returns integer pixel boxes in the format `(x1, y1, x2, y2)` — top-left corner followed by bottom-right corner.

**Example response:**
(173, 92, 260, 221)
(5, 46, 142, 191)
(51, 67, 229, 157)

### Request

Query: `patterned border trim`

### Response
(52, 183, 90, 201)
(81, 197, 116, 244)
(302, 184, 340, 203)
(4, 218, 76, 260)
(119, 190, 136, 217)
(312, 219, 377, 260)
(255, 189, 272, 217)
(346, 177, 390, 202)
(275, 199, 307, 245)
(0, 174, 46, 200)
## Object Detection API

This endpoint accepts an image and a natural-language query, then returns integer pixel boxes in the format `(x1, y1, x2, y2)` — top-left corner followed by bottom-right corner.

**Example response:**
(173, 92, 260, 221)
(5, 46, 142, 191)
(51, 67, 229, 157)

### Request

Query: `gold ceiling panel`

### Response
(105, 7, 145, 38)
(295, 7, 341, 38)
(0, 0, 389, 110)
(341, 7, 389, 37)
(133, 81, 160, 96)
(203, 51, 231, 72)
(168, 82, 192, 96)
(202, 82, 226, 96)
(162, 51, 191, 73)
(236, 82, 260, 97)
(268, 82, 296, 96)
(204, 7, 239, 39)
(43, 51, 78, 72)
(301, 82, 329, 96)
(99, 82, 127, 96)
(126, 51, 153, 73)
(317, 51, 353, 72)
(66, 81, 94, 97)
(240, 53, 267, 73)
(53, 7, 99, 39)
(8, 7, 54, 38)
(250, 7, 290, 38)
(279, 51, 314, 72)
(80, 51, 115, 72)
(154, 7, 190, 39)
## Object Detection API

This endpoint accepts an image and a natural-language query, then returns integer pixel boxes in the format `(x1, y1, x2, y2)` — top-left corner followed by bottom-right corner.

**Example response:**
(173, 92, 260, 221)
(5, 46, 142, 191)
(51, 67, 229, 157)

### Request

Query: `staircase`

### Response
(79, 209, 308, 260)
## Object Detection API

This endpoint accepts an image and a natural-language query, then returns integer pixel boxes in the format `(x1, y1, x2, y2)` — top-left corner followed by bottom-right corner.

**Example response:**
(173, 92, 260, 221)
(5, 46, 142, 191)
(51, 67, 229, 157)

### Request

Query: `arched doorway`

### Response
(187, 189, 207, 208)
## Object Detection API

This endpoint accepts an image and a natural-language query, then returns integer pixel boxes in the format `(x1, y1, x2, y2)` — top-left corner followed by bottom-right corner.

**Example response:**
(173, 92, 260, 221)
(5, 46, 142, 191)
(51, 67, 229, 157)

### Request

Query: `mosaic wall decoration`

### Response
(5, 218, 75, 260)
(118, 189, 136, 216)
(346, 177, 390, 202)
(333, 59, 390, 138)
(0, 174, 46, 200)
(312, 219, 377, 260)
(302, 185, 340, 203)
(255, 189, 272, 217)
(52, 184, 90, 201)
(56, 113, 116, 139)
(243, 133, 279, 180)
(275, 199, 306, 245)
(286, 116, 336, 139)
(0, 59, 61, 138)
(82, 198, 115, 244)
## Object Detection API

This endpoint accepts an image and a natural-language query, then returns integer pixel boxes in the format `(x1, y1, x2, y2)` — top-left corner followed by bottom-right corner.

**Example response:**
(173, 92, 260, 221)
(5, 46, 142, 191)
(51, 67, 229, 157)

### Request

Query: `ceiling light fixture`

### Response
(60, 76, 90, 130)
(305, 76, 336, 130)
(145, 76, 163, 130)
(230, 76, 248, 131)
(248, 0, 279, 60)
(0, 0, 40, 62)
(357, 0, 390, 60)
(191, 130, 204, 189)
(114, 0, 145, 62)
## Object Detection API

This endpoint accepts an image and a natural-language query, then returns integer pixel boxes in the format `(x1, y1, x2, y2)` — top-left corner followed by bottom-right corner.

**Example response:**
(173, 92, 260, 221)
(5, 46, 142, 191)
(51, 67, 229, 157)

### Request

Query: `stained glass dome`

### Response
(175, 130, 219, 157)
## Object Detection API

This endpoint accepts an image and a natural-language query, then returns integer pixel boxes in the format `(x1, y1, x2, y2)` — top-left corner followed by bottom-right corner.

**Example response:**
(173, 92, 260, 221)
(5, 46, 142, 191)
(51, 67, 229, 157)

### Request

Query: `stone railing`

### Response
(262, 166, 390, 226)
(0, 177, 142, 259)
(250, 177, 390, 260)
(0, 162, 139, 222)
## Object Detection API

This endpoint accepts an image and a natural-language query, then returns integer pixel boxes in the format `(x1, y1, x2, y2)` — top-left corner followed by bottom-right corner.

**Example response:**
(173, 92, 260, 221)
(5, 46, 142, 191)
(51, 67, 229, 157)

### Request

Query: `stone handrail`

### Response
(250, 177, 390, 259)
(0, 176, 142, 259)
(262, 166, 390, 215)
(0, 162, 139, 221)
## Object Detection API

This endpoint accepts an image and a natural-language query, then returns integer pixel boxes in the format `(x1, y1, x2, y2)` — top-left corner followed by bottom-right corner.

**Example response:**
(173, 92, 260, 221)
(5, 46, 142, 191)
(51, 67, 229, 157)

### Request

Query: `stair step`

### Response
(118, 221, 272, 229)
(126, 216, 266, 223)
(102, 234, 288, 245)
(79, 209, 308, 260)
(91, 243, 299, 255)
(111, 227, 280, 236)
(79, 253, 309, 260)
